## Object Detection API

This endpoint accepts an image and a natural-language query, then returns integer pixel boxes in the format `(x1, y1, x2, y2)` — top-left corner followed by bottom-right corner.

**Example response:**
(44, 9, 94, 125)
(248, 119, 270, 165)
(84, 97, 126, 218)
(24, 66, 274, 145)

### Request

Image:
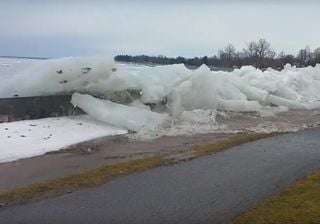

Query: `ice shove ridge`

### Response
(1, 57, 320, 131)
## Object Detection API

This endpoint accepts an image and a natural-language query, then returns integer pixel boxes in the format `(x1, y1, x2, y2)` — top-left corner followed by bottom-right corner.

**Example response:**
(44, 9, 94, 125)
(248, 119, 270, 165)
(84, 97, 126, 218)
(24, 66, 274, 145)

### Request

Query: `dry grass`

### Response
(231, 171, 320, 224)
(0, 132, 282, 205)
(194, 133, 280, 156)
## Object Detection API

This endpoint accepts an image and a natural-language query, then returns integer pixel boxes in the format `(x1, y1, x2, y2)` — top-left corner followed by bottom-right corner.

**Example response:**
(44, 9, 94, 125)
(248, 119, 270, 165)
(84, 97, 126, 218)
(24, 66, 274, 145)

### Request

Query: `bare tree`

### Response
(242, 38, 275, 68)
(312, 47, 320, 65)
(243, 41, 257, 58)
(277, 51, 295, 68)
(218, 44, 237, 67)
(255, 38, 275, 59)
(297, 46, 312, 66)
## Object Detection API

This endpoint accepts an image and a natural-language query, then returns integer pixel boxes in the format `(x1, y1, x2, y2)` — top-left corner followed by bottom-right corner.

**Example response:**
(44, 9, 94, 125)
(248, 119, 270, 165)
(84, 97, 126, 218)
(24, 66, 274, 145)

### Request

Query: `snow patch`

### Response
(0, 116, 127, 163)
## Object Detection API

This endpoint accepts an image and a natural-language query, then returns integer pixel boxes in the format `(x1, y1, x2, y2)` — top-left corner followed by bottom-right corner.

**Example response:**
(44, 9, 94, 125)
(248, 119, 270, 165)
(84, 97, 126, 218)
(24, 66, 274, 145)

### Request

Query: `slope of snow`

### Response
(0, 116, 127, 163)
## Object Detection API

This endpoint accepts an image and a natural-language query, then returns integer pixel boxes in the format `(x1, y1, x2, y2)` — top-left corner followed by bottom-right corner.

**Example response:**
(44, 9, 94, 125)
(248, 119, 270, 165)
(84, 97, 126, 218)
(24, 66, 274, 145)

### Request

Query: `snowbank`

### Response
(1, 57, 320, 133)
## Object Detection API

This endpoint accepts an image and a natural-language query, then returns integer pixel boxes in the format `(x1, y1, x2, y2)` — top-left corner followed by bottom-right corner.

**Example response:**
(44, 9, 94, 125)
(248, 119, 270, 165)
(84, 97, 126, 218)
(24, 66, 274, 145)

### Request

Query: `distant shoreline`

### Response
(0, 56, 49, 60)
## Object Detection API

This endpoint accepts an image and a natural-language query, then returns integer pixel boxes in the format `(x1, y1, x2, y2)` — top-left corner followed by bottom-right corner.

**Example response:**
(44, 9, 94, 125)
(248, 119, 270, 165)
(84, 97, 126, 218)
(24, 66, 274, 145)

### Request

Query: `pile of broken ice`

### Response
(1, 57, 319, 131)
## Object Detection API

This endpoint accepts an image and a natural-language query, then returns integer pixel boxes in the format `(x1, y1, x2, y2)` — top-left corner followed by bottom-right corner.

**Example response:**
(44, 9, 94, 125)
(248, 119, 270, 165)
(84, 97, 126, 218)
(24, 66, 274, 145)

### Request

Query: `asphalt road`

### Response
(1, 128, 320, 224)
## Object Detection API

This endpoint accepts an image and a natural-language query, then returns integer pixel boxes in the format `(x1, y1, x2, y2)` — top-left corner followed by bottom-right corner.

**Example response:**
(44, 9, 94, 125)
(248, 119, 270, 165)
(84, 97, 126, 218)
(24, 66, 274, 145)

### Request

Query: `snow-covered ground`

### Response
(0, 115, 126, 163)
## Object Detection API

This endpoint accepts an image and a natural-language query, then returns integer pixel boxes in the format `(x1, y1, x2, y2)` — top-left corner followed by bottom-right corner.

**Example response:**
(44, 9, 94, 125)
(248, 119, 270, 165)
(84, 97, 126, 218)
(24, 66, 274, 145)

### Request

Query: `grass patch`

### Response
(0, 132, 282, 205)
(231, 171, 320, 224)
(194, 132, 281, 156)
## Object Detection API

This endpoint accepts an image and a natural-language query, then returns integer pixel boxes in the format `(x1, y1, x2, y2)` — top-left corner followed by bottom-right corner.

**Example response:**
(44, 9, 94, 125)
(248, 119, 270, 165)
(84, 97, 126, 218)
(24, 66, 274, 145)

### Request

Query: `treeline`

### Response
(115, 38, 320, 69)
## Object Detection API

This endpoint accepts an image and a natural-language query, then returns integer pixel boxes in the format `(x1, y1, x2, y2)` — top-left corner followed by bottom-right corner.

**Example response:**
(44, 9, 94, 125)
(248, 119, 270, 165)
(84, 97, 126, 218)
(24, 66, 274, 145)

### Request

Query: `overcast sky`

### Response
(0, 0, 319, 58)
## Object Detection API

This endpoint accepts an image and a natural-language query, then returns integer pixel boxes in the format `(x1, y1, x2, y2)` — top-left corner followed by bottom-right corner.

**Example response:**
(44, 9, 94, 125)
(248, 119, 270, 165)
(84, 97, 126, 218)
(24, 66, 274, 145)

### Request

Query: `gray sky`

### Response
(1, 0, 320, 58)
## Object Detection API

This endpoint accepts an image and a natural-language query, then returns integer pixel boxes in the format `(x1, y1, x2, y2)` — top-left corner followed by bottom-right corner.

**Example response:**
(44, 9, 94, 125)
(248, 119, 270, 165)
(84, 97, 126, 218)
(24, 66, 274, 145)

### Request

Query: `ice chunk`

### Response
(168, 65, 220, 116)
(266, 95, 308, 109)
(71, 93, 168, 131)
(136, 64, 192, 104)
